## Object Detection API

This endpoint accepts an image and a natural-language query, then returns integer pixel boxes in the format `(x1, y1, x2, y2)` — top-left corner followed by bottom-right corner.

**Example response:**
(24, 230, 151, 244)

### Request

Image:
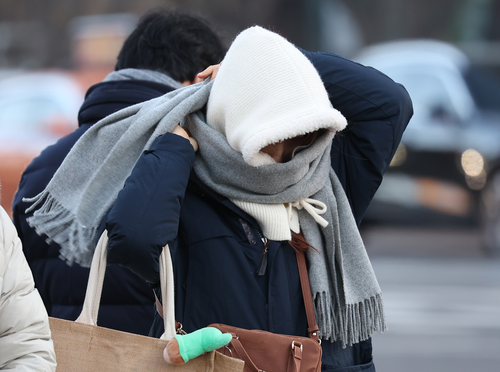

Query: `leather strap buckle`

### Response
(291, 341, 303, 352)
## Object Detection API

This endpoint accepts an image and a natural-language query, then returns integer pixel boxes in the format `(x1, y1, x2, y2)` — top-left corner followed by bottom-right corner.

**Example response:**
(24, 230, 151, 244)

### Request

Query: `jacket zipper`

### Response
(248, 223, 270, 325)
(256, 228, 269, 276)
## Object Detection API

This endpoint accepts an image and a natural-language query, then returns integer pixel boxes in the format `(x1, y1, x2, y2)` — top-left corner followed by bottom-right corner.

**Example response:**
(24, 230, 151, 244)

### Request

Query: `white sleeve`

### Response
(0, 207, 56, 371)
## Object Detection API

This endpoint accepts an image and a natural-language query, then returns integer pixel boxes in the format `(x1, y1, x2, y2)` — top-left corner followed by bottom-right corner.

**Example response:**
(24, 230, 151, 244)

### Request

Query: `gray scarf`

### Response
(103, 68, 183, 89)
(25, 80, 385, 346)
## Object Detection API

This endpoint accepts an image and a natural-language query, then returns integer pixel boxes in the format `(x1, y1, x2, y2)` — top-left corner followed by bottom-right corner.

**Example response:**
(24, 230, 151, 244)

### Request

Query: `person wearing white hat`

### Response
(25, 26, 412, 371)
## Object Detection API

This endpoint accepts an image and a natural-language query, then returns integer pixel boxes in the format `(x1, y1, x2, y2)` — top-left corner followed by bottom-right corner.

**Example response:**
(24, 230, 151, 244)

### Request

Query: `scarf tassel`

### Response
(24, 191, 96, 267)
(314, 292, 386, 348)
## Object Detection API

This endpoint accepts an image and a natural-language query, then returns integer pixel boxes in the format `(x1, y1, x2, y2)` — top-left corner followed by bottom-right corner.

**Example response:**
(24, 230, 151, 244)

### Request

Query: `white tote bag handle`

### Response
(76, 230, 176, 340)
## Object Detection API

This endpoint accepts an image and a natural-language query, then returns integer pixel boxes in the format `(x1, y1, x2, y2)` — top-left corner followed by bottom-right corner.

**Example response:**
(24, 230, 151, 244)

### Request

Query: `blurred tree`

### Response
(316, 0, 364, 57)
(456, 0, 496, 41)
(0, 0, 310, 69)
(2, 0, 500, 69)
(490, 0, 500, 38)
(347, 0, 464, 44)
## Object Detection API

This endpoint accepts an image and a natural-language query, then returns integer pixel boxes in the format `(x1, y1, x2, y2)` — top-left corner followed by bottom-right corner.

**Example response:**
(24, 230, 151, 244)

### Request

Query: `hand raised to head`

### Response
(196, 63, 222, 81)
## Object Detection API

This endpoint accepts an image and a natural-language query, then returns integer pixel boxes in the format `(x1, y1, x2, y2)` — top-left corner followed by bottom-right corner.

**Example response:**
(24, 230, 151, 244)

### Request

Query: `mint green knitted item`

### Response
(175, 327, 232, 363)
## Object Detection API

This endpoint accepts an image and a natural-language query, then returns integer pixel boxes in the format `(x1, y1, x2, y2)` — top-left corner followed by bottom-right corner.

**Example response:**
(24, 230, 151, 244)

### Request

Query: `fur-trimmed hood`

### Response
(206, 26, 347, 167)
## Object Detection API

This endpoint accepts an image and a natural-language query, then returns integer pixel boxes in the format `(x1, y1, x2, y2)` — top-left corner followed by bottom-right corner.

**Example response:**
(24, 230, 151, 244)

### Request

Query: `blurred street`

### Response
(362, 226, 500, 372)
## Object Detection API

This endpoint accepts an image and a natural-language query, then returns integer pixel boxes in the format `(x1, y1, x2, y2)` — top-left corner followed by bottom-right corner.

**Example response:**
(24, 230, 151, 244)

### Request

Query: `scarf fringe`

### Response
(314, 291, 387, 348)
(24, 191, 96, 268)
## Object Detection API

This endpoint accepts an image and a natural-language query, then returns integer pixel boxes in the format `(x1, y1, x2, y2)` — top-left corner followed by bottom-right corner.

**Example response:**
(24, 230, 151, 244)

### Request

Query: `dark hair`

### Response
(115, 8, 226, 83)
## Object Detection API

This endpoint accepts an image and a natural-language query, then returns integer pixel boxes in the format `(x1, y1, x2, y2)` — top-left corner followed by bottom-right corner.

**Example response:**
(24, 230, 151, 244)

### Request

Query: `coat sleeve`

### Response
(301, 49, 414, 225)
(106, 133, 195, 284)
(0, 207, 56, 372)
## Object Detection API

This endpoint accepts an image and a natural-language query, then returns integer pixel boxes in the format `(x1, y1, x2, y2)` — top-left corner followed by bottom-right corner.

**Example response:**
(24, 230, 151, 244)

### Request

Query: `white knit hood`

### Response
(206, 26, 347, 167)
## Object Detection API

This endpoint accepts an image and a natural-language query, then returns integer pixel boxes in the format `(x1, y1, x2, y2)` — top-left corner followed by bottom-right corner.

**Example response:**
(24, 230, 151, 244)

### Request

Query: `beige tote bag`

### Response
(49, 231, 244, 372)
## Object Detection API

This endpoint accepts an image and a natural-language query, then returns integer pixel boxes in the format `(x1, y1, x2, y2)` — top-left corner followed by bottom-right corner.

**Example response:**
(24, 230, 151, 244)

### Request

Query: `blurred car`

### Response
(354, 39, 500, 255)
(0, 69, 108, 218)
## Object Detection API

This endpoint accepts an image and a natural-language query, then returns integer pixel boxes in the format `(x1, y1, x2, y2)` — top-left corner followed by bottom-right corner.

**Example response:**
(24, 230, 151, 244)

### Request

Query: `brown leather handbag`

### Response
(209, 249, 323, 372)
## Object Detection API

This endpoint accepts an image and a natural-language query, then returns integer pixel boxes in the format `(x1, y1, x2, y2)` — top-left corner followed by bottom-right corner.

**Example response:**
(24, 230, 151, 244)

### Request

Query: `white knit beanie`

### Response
(206, 26, 347, 167)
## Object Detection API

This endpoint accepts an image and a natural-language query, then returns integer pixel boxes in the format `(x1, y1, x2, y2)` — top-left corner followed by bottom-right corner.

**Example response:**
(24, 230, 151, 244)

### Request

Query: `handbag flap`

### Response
(210, 323, 322, 372)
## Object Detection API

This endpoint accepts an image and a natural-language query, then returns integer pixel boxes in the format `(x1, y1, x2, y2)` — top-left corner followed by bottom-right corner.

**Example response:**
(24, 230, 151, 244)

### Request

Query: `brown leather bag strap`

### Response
(295, 249, 320, 343)
(229, 336, 261, 372)
(287, 341, 303, 372)
(230, 336, 303, 372)
(154, 293, 186, 334)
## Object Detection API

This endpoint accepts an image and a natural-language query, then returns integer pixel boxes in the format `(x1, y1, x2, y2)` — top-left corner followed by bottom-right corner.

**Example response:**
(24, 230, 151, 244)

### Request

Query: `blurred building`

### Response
(1, 0, 500, 70)
(0, 20, 48, 69)
(69, 13, 137, 70)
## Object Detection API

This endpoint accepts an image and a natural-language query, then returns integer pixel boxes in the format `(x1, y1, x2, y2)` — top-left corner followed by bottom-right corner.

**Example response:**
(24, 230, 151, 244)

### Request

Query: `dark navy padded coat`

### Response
(104, 52, 413, 371)
(13, 79, 175, 335)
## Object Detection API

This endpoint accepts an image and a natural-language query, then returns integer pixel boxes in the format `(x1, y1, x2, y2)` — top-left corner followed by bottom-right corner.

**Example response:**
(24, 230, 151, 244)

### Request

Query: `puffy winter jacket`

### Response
(0, 206, 56, 371)
(12, 79, 175, 335)
(105, 52, 413, 371)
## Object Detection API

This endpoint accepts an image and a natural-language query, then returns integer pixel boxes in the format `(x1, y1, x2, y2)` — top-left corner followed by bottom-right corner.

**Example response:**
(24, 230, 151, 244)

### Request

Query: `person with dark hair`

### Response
(115, 9, 226, 84)
(12, 7, 226, 336)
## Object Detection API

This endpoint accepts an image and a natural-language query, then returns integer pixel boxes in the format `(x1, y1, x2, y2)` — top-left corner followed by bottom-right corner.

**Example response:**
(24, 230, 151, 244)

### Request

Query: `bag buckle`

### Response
(291, 341, 303, 352)
(311, 332, 322, 345)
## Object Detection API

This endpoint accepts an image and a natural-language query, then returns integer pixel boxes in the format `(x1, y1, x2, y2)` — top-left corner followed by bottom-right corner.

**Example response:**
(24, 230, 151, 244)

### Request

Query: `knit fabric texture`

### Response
(103, 68, 183, 89)
(231, 200, 301, 241)
(207, 26, 347, 167)
(191, 26, 385, 346)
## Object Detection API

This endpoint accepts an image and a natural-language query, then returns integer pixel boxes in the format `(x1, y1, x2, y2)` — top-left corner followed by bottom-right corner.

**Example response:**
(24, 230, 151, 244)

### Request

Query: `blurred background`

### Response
(1, 0, 500, 371)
